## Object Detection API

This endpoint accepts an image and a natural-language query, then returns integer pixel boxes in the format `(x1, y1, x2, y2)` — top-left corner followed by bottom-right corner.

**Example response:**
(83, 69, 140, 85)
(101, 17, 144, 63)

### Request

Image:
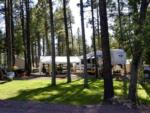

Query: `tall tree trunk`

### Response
(96, 6, 101, 50)
(45, 19, 51, 55)
(49, 0, 56, 86)
(42, 37, 45, 56)
(4, 0, 8, 67)
(80, 0, 88, 88)
(99, 0, 114, 101)
(128, 0, 149, 104)
(25, 0, 32, 73)
(20, 0, 27, 70)
(63, 0, 71, 83)
(0, 50, 1, 65)
(37, 32, 41, 62)
(129, 48, 142, 103)
(31, 42, 35, 67)
(62, 40, 65, 56)
(57, 36, 61, 56)
(69, 14, 74, 55)
(5, 0, 13, 70)
(91, 0, 98, 78)
(10, 0, 15, 65)
(35, 41, 38, 68)
(77, 27, 81, 55)
(117, 0, 123, 48)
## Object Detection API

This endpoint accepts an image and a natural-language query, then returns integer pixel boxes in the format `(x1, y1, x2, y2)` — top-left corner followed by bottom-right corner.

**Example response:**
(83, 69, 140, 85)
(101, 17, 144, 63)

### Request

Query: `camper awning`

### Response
(40, 56, 81, 64)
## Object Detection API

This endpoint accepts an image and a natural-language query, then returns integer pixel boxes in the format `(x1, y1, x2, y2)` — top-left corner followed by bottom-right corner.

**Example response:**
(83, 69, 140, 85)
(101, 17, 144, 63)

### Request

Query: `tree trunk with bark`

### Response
(63, 0, 71, 83)
(80, 0, 88, 88)
(91, 0, 98, 78)
(25, 0, 32, 73)
(31, 42, 35, 68)
(20, 0, 28, 70)
(77, 28, 81, 55)
(69, 14, 74, 55)
(49, 0, 56, 86)
(5, 0, 13, 70)
(128, 0, 150, 104)
(45, 19, 51, 55)
(10, 0, 15, 65)
(37, 32, 41, 63)
(99, 0, 114, 101)
(96, 7, 101, 50)
(42, 37, 45, 56)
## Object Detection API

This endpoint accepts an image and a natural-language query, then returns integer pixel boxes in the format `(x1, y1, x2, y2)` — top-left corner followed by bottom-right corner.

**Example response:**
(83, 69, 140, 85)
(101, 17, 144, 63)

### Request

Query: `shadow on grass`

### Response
(14, 75, 51, 80)
(0, 80, 11, 84)
(140, 82, 150, 97)
(7, 79, 103, 105)
(138, 97, 150, 104)
(5, 78, 149, 105)
(0, 81, 8, 84)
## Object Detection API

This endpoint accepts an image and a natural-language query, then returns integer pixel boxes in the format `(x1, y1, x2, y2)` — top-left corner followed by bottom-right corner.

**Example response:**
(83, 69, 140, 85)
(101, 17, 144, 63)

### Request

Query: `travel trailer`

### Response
(81, 49, 126, 74)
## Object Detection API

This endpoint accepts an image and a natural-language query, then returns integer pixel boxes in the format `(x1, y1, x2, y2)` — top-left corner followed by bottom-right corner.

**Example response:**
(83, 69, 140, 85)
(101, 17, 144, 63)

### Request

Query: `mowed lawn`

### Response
(0, 78, 149, 105)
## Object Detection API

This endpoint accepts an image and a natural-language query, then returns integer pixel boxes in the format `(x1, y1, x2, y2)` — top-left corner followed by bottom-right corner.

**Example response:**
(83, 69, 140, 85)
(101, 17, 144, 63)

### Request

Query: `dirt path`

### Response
(0, 100, 148, 113)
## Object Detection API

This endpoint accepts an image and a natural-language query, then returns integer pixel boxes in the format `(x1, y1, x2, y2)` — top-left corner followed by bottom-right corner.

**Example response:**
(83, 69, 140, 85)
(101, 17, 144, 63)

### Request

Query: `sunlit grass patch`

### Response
(0, 78, 149, 105)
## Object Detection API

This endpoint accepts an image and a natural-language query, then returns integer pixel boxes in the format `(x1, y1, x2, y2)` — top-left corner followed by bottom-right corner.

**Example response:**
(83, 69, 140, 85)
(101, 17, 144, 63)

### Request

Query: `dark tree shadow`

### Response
(0, 81, 8, 84)
(0, 80, 11, 84)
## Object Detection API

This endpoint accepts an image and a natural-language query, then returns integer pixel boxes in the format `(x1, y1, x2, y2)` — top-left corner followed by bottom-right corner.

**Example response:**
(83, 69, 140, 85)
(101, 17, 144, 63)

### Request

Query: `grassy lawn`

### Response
(0, 78, 149, 105)
(140, 81, 150, 103)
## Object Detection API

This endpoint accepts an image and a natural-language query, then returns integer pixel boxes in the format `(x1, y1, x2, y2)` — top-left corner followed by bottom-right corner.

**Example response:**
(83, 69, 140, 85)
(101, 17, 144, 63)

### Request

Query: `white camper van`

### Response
(81, 49, 126, 74)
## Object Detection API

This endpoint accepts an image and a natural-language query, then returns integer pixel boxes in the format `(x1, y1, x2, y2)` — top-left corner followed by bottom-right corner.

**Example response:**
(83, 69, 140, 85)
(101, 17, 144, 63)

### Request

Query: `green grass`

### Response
(0, 78, 149, 105)
(139, 81, 150, 104)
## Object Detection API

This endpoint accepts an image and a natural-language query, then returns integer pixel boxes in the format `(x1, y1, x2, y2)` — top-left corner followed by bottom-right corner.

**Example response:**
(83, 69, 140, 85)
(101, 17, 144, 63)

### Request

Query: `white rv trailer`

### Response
(81, 49, 126, 74)
(84, 49, 126, 65)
